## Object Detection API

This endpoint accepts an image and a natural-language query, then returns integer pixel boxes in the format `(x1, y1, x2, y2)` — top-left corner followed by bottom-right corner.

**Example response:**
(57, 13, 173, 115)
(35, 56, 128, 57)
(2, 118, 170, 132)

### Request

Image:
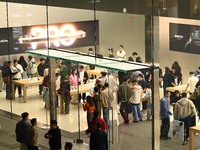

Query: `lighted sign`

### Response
(18, 24, 87, 49)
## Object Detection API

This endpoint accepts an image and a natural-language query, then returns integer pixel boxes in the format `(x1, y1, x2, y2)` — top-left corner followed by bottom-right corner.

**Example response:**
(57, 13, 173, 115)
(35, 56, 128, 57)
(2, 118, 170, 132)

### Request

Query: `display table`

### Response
(12, 77, 43, 103)
(59, 84, 92, 114)
(166, 85, 190, 93)
(189, 125, 200, 150)
(87, 69, 102, 78)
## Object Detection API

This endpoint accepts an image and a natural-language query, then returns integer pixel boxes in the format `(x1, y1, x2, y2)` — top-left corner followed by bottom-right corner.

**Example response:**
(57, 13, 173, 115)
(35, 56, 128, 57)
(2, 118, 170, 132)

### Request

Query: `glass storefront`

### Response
(1, 0, 200, 150)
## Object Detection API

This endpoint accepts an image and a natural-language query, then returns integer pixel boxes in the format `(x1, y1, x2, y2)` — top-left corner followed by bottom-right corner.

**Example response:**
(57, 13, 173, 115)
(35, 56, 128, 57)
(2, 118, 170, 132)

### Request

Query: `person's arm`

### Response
(190, 101, 196, 116)
(185, 83, 189, 91)
(44, 130, 52, 139)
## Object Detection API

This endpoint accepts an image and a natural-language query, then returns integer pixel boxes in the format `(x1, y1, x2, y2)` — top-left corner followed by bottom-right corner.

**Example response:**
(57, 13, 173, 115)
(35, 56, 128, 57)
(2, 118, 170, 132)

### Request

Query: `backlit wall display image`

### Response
(170, 23, 200, 55)
(0, 21, 98, 55)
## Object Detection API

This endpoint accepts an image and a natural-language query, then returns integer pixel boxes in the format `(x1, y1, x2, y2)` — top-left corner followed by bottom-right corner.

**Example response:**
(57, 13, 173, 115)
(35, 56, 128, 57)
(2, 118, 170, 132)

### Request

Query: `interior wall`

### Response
(159, 16, 200, 81)
(0, 2, 145, 63)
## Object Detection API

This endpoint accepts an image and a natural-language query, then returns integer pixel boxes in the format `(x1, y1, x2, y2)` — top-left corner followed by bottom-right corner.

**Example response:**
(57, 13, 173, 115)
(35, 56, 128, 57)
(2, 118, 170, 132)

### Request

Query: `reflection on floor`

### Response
(0, 85, 119, 133)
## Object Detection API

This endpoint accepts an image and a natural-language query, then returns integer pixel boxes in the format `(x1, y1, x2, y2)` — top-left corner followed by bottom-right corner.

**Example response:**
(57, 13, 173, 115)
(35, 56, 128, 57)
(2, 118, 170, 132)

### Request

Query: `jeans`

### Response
(147, 102, 152, 119)
(103, 107, 108, 124)
(6, 83, 12, 99)
(20, 143, 27, 150)
(131, 103, 142, 121)
(161, 118, 170, 138)
(28, 145, 38, 150)
(179, 116, 191, 140)
(120, 102, 129, 123)
(87, 112, 94, 133)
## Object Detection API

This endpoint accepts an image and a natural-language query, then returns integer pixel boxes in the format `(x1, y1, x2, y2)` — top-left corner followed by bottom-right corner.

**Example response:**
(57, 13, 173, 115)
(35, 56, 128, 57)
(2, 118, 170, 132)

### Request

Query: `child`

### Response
(83, 96, 95, 134)
(144, 83, 152, 120)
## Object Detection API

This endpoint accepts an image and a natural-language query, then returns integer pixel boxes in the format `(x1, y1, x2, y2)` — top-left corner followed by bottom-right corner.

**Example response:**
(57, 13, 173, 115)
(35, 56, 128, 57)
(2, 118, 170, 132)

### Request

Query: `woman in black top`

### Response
(18, 56, 27, 79)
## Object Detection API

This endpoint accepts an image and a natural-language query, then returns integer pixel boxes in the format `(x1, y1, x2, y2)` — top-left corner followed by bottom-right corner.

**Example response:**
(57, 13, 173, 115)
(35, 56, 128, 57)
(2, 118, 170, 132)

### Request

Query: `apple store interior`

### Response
(0, 0, 200, 150)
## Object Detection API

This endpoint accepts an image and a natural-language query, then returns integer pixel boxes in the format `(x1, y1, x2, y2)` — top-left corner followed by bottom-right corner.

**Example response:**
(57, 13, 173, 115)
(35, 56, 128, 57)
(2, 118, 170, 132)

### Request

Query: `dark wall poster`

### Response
(170, 23, 200, 55)
(0, 20, 98, 55)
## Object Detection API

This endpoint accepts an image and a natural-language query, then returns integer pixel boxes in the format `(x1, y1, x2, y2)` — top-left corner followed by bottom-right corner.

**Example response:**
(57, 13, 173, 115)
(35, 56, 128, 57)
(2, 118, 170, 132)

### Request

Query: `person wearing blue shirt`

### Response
(160, 90, 172, 140)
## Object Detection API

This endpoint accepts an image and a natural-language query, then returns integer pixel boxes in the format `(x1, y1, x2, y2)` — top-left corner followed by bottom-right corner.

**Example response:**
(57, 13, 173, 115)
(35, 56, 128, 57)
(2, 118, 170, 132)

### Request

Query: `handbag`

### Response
(3, 76, 10, 84)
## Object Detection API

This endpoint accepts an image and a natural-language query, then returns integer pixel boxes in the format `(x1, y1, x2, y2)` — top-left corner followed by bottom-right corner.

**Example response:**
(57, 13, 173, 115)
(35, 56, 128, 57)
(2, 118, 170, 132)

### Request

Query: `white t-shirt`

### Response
(10, 64, 24, 79)
(116, 50, 126, 60)
(188, 76, 199, 93)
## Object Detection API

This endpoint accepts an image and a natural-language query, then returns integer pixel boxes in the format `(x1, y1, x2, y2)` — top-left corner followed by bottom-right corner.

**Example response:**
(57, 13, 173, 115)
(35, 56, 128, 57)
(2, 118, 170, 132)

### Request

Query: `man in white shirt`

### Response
(10, 59, 24, 97)
(116, 45, 126, 60)
(185, 71, 199, 94)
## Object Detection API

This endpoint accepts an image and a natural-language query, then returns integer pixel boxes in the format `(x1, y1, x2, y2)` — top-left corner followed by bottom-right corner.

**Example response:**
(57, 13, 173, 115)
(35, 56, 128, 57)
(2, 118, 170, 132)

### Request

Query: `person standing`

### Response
(90, 122, 108, 150)
(45, 120, 62, 150)
(37, 58, 47, 95)
(1, 61, 13, 99)
(26, 118, 38, 150)
(160, 91, 172, 140)
(92, 87, 103, 117)
(11, 59, 24, 97)
(60, 62, 69, 81)
(15, 112, 31, 150)
(27, 56, 37, 78)
(129, 79, 143, 122)
(174, 92, 196, 145)
(18, 56, 28, 79)
(101, 83, 114, 124)
(185, 71, 199, 95)
(60, 76, 71, 114)
(118, 76, 131, 125)
(78, 65, 88, 101)
(116, 45, 126, 60)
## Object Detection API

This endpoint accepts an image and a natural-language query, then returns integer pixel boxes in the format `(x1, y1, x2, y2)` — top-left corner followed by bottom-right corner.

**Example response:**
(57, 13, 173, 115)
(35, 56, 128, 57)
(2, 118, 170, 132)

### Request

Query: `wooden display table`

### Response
(12, 77, 43, 103)
(189, 125, 200, 150)
(166, 85, 190, 93)
(59, 84, 92, 114)
(87, 69, 102, 78)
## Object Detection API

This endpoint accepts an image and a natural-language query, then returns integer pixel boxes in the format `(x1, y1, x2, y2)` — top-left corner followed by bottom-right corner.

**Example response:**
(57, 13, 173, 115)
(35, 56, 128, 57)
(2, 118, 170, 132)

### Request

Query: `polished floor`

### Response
(1, 85, 200, 150)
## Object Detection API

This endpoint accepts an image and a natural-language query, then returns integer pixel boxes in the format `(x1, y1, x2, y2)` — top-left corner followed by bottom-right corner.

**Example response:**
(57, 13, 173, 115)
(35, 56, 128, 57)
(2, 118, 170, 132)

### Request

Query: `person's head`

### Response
(65, 142, 73, 150)
(175, 90, 180, 97)
(146, 83, 151, 89)
(71, 68, 77, 76)
(28, 55, 32, 60)
(50, 120, 58, 129)
(122, 76, 128, 83)
(138, 74, 144, 81)
(132, 52, 138, 58)
(165, 66, 170, 73)
(19, 56, 25, 61)
(108, 48, 113, 54)
(13, 59, 18, 66)
(164, 90, 171, 97)
(101, 71, 107, 77)
(86, 95, 94, 106)
(130, 78, 137, 86)
(30, 118, 37, 126)
(55, 73, 59, 78)
(95, 79, 101, 86)
(182, 92, 187, 98)
(3, 61, 7, 66)
(65, 75, 70, 81)
(88, 48, 94, 54)
(79, 65, 84, 72)
(40, 58, 45, 64)
(94, 110, 99, 118)
(21, 112, 29, 120)
(189, 71, 194, 76)
(94, 86, 99, 94)
(119, 45, 124, 52)
(96, 122, 102, 129)
(61, 62, 67, 67)
(198, 66, 200, 71)
(7, 61, 12, 67)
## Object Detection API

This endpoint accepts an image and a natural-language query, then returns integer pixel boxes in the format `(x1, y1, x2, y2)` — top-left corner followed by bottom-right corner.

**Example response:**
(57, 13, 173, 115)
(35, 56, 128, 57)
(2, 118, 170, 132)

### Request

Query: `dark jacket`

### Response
(15, 119, 31, 143)
(37, 63, 47, 76)
(45, 127, 61, 149)
(90, 129, 108, 150)
(60, 66, 69, 81)
(78, 71, 89, 84)
(1, 66, 12, 77)
(118, 83, 131, 103)
(163, 71, 175, 88)
(60, 80, 70, 96)
(18, 59, 27, 71)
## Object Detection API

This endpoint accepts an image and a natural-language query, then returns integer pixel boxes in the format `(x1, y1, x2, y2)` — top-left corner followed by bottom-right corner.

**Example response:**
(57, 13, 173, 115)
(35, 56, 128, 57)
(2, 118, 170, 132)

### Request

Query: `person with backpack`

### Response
(27, 55, 37, 78)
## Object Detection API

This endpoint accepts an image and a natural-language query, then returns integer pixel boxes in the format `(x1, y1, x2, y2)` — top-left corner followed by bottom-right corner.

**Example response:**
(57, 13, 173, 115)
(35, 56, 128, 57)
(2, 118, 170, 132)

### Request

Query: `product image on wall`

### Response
(170, 23, 200, 55)
(0, 20, 98, 55)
